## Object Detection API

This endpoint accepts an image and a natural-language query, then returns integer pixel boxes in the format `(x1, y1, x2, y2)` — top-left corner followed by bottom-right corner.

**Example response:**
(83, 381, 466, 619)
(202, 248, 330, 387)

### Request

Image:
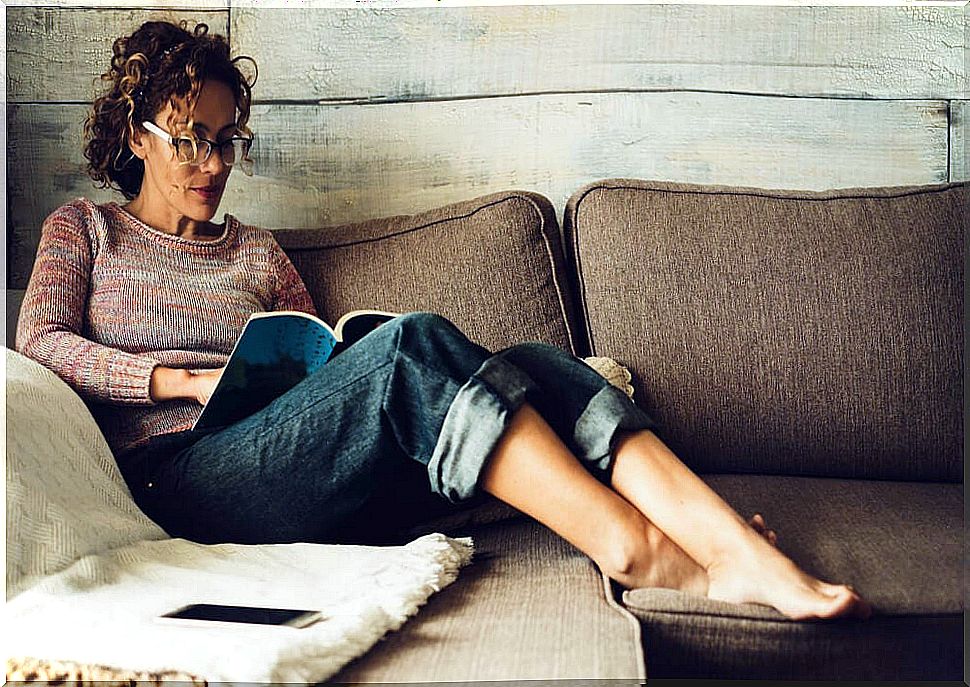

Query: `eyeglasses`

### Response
(141, 120, 255, 176)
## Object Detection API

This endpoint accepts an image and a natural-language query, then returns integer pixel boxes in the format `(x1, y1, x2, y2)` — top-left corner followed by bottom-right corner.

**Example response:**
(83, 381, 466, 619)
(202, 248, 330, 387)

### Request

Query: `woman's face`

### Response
(132, 79, 238, 223)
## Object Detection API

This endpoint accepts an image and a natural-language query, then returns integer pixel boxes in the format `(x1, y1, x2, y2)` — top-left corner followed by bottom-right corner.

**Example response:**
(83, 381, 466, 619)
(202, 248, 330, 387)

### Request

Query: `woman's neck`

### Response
(123, 197, 222, 241)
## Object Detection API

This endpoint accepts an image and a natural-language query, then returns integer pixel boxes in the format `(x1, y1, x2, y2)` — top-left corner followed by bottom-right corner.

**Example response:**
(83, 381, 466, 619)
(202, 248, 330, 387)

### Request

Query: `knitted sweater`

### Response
(16, 198, 317, 458)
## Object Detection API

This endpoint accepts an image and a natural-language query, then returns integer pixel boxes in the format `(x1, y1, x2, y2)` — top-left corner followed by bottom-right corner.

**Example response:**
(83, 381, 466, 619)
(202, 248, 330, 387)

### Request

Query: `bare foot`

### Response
(611, 514, 775, 595)
(748, 513, 778, 547)
(608, 519, 709, 596)
(706, 533, 872, 621)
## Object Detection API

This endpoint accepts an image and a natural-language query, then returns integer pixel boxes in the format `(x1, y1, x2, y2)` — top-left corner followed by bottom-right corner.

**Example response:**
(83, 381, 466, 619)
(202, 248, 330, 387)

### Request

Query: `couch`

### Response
(7, 178, 965, 682)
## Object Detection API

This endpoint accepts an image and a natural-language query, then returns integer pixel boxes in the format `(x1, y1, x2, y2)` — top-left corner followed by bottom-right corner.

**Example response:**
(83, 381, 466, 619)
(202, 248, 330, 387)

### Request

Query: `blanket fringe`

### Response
(6, 656, 206, 685)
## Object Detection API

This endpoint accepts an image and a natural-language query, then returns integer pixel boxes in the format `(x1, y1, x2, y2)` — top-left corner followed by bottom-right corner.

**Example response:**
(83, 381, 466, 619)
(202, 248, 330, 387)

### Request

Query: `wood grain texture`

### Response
(6, 2, 227, 8)
(951, 100, 969, 181)
(6, 8, 229, 102)
(8, 94, 949, 288)
(232, 5, 968, 101)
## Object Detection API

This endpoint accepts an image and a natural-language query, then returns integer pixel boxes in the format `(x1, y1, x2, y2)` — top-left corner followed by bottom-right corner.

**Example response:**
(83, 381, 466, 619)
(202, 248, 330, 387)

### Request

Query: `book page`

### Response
(193, 313, 337, 431)
(331, 310, 400, 357)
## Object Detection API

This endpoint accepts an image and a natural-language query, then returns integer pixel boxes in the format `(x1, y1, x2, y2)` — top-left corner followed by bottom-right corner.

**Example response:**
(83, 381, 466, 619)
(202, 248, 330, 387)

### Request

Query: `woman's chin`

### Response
(186, 197, 222, 219)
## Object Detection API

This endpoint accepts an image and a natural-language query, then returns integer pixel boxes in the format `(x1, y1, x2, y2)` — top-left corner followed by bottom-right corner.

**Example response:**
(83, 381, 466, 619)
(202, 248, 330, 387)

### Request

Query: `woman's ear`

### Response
(127, 122, 149, 161)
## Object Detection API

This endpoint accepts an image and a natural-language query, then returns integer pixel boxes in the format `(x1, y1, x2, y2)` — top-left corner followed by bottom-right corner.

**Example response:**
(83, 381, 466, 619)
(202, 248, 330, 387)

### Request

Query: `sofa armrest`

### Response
(5, 348, 167, 599)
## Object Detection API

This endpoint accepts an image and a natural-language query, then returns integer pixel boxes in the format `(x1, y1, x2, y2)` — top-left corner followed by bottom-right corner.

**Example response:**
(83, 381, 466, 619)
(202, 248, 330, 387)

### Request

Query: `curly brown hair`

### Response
(83, 20, 257, 200)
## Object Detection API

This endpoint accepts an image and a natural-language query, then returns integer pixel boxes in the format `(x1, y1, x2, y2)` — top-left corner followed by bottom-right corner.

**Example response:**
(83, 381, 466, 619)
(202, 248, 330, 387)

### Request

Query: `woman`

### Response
(17, 19, 869, 622)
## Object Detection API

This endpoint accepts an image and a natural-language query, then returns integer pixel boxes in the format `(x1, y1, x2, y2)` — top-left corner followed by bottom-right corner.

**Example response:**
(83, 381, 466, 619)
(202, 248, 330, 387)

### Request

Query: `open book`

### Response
(193, 309, 400, 431)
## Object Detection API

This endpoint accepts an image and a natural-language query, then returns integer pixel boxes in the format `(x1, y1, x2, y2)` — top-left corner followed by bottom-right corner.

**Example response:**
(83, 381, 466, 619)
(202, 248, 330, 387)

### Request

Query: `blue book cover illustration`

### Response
(193, 309, 399, 431)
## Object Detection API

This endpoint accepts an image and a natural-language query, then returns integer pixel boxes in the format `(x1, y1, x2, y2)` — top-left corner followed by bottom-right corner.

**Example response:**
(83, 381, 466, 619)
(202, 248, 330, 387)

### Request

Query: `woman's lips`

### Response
(192, 186, 221, 202)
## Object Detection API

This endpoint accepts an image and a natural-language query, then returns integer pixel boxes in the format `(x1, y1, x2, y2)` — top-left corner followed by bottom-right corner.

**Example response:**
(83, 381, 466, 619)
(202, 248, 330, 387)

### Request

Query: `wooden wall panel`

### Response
(233, 5, 968, 101)
(951, 100, 969, 182)
(6, 2, 228, 8)
(8, 94, 949, 288)
(7, 8, 229, 102)
(6, 5, 964, 294)
(7, 104, 120, 290)
(157, 95, 952, 223)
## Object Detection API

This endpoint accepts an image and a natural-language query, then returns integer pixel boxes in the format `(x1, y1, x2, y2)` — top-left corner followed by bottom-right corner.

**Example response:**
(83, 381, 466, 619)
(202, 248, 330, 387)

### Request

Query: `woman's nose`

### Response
(200, 147, 228, 174)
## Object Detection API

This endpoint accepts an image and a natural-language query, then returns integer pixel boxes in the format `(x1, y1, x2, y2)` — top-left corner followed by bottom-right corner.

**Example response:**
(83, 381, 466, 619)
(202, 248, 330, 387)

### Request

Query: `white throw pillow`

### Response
(583, 355, 635, 399)
(5, 348, 167, 598)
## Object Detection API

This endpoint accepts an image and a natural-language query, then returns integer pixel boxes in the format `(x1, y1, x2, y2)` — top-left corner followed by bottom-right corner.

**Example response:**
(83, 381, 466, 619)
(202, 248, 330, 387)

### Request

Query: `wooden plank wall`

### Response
(6, 4, 968, 294)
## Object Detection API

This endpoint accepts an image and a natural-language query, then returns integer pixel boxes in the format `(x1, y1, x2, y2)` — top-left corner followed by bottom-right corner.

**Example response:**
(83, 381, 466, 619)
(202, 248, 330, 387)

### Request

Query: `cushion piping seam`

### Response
(573, 180, 967, 203)
(568, 184, 603, 357)
(277, 193, 538, 249)
(623, 606, 963, 623)
(527, 195, 578, 357)
(598, 568, 647, 680)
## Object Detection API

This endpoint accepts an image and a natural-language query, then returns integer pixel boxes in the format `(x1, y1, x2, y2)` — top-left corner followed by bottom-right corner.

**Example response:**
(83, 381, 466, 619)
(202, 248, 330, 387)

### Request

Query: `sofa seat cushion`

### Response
(563, 179, 966, 481)
(330, 516, 645, 682)
(621, 474, 963, 680)
(274, 190, 582, 355)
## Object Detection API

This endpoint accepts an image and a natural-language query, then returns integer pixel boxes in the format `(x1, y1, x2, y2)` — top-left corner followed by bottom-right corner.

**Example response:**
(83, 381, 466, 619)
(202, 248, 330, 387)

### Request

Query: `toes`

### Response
(821, 595, 853, 619)
(747, 514, 779, 546)
(800, 588, 854, 620)
(820, 585, 872, 620)
(835, 588, 869, 620)
(841, 585, 872, 619)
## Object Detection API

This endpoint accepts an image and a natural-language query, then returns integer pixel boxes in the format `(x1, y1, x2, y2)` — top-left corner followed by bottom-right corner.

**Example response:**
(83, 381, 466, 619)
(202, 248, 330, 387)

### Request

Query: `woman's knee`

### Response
(387, 311, 490, 379)
(495, 342, 589, 380)
(502, 341, 575, 361)
(394, 311, 459, 337)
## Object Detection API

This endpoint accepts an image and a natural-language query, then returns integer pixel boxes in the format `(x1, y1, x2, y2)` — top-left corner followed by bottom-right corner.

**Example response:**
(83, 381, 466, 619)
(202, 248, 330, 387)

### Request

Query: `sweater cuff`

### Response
(107, 355, 159, 405)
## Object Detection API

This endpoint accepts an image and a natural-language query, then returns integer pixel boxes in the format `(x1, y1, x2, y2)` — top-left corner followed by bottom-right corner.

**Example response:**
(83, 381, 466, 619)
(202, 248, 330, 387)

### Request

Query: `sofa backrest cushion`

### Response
(274, 191, 580, 355)
(563, 179, 965, 482)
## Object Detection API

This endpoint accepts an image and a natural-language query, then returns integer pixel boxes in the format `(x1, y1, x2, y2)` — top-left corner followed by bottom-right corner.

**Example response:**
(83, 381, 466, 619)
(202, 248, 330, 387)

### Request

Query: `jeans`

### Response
(118, 312, 656, 545)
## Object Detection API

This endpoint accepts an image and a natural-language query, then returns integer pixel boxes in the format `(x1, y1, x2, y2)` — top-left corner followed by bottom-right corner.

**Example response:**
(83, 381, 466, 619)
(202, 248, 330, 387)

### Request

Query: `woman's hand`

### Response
(150, 366, 224, 405)
(187, 368, 224, 405)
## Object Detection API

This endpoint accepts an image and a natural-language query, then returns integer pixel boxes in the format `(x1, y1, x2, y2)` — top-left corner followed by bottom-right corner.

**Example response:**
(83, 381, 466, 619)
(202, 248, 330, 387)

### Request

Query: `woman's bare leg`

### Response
(479, 404, 773, 592)
(609, 429, 871, 620)
(480, 403, 868, 621)
(479, 403, 708, 593)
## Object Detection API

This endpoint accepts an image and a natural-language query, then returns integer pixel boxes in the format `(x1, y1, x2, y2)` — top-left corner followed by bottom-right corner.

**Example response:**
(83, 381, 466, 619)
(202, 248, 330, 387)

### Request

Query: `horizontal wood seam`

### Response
(9, 91, 954, 107)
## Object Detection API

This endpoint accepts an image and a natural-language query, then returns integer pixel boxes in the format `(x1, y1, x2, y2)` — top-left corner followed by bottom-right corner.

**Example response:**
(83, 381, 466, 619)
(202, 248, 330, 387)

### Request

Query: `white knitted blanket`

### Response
(4, 533, 473, 684)
(5, 348, 473, 683)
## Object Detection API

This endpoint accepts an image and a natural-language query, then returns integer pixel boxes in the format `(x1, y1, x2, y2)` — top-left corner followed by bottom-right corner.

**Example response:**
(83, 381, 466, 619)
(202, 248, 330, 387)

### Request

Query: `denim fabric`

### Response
(428, 342, 657, 503)
(118, 312, 656, 545)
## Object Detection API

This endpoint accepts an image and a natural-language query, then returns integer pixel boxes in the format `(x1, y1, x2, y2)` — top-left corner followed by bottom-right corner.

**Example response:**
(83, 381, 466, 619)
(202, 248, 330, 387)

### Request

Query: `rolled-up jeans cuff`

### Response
(573, 383, 657, 482)
(427, 355, 538, 504)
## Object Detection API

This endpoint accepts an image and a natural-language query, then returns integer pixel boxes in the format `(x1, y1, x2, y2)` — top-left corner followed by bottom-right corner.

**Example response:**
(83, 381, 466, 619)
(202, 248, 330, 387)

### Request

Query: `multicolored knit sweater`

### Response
(16, 198, 317, 458)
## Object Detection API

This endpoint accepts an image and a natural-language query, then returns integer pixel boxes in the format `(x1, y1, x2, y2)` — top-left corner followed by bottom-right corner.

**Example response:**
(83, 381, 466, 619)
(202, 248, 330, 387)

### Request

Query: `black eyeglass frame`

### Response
(141, 120, 255, 175)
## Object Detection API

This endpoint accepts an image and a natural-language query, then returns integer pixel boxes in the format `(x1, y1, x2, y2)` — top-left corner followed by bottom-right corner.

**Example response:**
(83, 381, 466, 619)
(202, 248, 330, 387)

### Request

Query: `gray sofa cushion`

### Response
(274, 190, 581, 355)
(329, 517, 645, 682)
(622, 474, 964, 680)
(563, 179, 966, 480)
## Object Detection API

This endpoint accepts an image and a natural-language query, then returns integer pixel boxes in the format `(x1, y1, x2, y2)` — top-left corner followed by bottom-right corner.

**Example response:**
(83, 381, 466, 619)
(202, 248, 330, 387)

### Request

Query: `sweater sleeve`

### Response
(269, 241, 318, 316)
(15, 201, 160, 406)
